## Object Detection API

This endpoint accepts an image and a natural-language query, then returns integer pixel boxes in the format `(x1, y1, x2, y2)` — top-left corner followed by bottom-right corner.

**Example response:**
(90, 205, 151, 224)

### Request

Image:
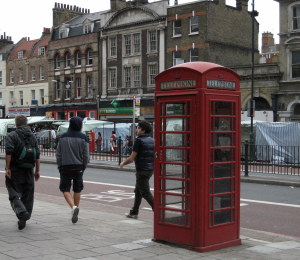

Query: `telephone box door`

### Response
(154, 95, 197, 245)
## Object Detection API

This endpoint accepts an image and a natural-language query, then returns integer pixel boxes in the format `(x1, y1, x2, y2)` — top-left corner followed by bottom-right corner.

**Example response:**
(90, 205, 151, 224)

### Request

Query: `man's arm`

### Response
(34, 159, 40, 181)
(5, 154, 12, 178)
(120, 151, 138, 168)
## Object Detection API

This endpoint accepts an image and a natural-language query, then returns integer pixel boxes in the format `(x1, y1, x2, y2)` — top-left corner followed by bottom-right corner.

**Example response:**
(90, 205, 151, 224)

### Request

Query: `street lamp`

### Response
(96, 94, 100, 120)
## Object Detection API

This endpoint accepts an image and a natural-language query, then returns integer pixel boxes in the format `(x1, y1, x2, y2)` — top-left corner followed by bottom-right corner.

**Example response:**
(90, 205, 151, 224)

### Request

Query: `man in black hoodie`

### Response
(56, 117, 89, 223)
(5, 115, 40, 230)
(120, 120, 154, 219)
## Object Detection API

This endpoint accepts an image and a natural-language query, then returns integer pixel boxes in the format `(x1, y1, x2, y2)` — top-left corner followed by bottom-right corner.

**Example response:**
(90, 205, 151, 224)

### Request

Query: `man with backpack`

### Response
(56, 116, 89, 224)
(5, 115, 40, 230)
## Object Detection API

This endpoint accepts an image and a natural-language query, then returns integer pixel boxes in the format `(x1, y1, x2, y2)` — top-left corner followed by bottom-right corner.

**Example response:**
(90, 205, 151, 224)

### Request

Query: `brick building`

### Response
(5, 28, 50, 117)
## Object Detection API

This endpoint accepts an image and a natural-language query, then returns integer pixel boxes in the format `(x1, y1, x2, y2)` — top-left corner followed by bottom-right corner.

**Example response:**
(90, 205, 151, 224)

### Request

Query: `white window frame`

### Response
(148, 31, 157, 53)
(83, 24, 93, 34)
(109, 37, 117, 57)
(124, 35, 132, 56)
(190, 48, 199, 62)
(9, 91, 14, 105)
(31, 66, 36, 81)
(75, 51, 81, 66)
(75, 77, 82, 98)
(87, 76, 93, 97)
(109, 67, 117, 89)
(291, 50, 300, 78)
(40, 89, 45, 104)
(173, 50, 184, 65)
(86, 49, 93, 65)
(31, 90, 36, 100)
(19, 91, 24, 106)
(0, 71, 2, 85)
(55, 81, 61, 99)
(54, 54, 61, 69)
(65, 52, 71, 68)
(173, 20, 182, 37)
(133, 66, 140, 88)
(293, 4, 300, 31)
(148, 63, 158, 86)
(39, 66, 45, 80)
(0, 92, 2, 105)
(59, 27, 69, 39)
(18, 51, 24, 59)
(190, 16, 199, 34)
(133, 33, 141, 54)
(19, 68, 24, 82)
(124, 67, 131, 88)
(38, 46, 46, 56)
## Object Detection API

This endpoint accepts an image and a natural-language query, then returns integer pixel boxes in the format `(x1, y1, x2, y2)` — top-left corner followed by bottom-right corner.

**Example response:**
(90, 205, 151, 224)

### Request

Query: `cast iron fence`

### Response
(241, 141, 300, 175)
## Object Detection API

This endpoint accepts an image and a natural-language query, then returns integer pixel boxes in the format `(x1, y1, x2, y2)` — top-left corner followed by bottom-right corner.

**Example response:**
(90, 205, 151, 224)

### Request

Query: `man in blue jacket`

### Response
(120, 120, 154, 219)
(56, 117, 89, 223)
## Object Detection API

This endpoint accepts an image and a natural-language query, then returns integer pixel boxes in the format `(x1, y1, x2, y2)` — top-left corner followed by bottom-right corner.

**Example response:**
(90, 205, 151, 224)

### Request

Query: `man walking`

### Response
(120, 120, 154, 218)
(5, 115, 40, 230)
(56, 117, 89, 223)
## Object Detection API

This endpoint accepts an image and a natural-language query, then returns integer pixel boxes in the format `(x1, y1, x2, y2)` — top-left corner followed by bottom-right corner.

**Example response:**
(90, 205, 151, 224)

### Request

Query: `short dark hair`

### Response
(138, 120, 152, 134)
(15, 115, 28, 127)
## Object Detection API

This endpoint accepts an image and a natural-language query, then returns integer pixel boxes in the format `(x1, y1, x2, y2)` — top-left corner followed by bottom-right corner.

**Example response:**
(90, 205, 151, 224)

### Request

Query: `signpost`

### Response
(132, 95, 136, 140)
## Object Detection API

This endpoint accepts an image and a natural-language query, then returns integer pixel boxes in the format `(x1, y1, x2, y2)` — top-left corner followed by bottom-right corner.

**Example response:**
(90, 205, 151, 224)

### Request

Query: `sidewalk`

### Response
(0, 188, 299, 260)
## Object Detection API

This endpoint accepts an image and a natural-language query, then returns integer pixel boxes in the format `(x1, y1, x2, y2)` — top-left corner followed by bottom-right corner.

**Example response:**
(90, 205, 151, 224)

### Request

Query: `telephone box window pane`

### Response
(210, 195, 232, 210)
(211, 179, 234, 194)
(211, 164, 233, 178)
(212, 102, 235, 115)
(165, 149, 189, 163)
(213, 118, 233, 131)
(163, 164, 184, 177)
(166, 118, 183, 131)
(161, 210, 190, 226)
(213, 148, 235, 162)
(162, 179, 190, 195)
(166, 133, 189, 147)
(213, 133, 234, 147)
(166, 103, 184, 115)
(212, 210, 232, 225)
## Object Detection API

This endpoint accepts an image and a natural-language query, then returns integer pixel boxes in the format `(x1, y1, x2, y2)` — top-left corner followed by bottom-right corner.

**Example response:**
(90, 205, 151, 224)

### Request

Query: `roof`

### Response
(32, 34, 51, 57)
(8, 38, 39, 60)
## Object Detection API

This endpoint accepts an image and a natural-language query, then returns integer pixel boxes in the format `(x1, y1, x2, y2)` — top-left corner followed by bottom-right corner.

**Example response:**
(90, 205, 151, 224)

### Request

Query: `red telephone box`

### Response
(87, 131, 95, 152)
(154, 62, 241, 252)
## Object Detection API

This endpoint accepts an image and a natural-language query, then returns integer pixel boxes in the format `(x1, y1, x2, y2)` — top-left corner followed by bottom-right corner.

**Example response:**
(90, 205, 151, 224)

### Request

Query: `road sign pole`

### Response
(132, 96, 136, 141)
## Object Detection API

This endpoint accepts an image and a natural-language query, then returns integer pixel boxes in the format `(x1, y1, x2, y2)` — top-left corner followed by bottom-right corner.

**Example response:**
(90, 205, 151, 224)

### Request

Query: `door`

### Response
(154, 95, 196, 245)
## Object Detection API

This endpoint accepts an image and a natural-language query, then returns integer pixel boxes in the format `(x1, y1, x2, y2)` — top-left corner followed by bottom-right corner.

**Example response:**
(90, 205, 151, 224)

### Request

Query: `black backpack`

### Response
(15, 131, 37, 169)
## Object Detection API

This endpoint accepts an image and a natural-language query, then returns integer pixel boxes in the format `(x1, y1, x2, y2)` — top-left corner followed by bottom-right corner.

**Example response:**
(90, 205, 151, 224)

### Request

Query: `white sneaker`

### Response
(71, 206, 79, 224)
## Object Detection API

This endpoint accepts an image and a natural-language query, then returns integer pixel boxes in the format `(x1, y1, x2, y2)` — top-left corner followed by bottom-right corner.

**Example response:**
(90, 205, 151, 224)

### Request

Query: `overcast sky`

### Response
(0, 0, 279, 50)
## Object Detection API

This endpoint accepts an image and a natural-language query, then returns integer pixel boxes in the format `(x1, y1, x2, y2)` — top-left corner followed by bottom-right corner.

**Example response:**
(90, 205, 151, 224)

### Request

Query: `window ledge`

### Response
(172, 35, 182, 38)
(75, 97, 82, 100)
(54, 98, 61, 101)
(86, 64, 93, 67)
(189, 32, 199, 36)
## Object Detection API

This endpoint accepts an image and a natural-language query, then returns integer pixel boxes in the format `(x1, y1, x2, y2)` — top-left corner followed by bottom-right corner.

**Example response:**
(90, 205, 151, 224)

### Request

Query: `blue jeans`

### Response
(132, 170, 154, 214)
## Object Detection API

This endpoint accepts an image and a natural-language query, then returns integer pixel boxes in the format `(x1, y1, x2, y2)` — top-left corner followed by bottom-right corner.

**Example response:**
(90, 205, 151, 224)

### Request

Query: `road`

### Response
(0, 160, 299, 239)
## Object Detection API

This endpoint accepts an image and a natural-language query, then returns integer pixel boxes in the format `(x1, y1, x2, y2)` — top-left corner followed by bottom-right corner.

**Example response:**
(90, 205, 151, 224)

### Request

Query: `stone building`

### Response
(274, 0, 300, 121)
(5, 28, 50, 117)
(0, 33, 14, 117)
(259, 32, 279, 64)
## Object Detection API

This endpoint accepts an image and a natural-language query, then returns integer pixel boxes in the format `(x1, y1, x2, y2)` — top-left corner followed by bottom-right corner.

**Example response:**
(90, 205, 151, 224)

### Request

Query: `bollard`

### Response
(118, 136, 122, 165)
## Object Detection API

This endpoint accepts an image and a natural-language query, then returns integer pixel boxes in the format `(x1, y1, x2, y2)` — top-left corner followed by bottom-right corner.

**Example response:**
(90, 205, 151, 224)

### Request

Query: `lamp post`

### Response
(96, 94, 100, 120)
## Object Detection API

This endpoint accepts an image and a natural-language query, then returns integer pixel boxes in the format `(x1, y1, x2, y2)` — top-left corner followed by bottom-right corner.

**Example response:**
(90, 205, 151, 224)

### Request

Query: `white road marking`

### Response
(22, 175, 300, 208)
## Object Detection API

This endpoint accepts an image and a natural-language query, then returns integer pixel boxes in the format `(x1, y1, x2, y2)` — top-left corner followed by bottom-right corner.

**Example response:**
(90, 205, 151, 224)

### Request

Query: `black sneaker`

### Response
(20, 211, 30, 221)
(18, 220, 26, 230)
(72, 207, 79, 224)
(125, 210, 138, 219)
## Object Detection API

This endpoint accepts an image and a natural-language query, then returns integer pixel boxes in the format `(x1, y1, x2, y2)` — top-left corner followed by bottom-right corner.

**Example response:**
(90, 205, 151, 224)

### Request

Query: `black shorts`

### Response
(59, 170, 84, 193)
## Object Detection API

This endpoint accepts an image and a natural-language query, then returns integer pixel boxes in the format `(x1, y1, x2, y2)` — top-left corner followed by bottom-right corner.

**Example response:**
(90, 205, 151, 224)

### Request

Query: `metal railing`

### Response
(241, 141, 300, 175)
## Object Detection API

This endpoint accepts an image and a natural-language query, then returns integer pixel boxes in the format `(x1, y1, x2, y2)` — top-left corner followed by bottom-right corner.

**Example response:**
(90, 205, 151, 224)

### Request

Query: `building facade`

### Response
(0, 33, 14, 117)
(274, 0, 300, 121)
(6, 28, 50, 117)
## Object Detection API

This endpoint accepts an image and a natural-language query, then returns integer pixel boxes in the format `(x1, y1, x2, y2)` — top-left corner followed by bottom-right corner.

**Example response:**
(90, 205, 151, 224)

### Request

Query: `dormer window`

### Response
(84, 24, 93, 34)
(38, 47, 46, 56)
(18, 51, 24, 59)
(59, 26, 69, 39)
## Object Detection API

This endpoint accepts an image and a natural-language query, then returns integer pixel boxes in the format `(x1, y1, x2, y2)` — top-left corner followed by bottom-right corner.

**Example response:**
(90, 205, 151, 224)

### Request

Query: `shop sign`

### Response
(99, 107, 133, 115)
(8, 107, 30, 116)
(161, 79, 196, 89)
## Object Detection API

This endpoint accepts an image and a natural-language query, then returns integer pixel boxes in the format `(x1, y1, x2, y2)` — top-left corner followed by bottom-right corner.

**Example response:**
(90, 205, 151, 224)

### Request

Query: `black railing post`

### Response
(118, 136, 122, 165)
(244, 140, 249, 177)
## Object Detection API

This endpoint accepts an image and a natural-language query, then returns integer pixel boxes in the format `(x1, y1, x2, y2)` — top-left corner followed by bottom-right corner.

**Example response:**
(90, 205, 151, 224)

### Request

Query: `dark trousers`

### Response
(5, 168, 35, 220)
(132, 170, 154, 214)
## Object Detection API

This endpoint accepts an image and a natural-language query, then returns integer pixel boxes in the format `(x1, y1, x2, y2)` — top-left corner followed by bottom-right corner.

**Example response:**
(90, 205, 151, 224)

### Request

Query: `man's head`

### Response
(137, 120, 152, 136)
(69, 116, 83, 131)
(15, 115, 28, 128)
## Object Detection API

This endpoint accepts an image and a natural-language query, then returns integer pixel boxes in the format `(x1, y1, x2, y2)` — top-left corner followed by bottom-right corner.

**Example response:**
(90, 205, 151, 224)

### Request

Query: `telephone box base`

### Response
(193, 239, 241, 253)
